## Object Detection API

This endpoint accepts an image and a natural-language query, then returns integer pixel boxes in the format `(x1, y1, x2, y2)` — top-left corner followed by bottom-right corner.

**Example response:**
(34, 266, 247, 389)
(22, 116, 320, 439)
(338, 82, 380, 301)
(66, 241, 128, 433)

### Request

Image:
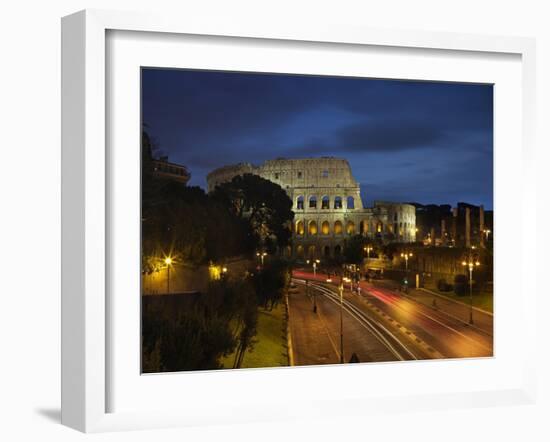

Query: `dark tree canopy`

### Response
(211, 174, 294, 251)
(343, 234, 368, 265)
(141, 128, 251, 269)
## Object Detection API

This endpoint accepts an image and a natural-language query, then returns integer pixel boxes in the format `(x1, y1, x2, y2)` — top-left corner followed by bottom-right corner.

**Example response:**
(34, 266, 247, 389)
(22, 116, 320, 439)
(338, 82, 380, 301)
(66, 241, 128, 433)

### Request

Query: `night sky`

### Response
(141, 68, 493, 209)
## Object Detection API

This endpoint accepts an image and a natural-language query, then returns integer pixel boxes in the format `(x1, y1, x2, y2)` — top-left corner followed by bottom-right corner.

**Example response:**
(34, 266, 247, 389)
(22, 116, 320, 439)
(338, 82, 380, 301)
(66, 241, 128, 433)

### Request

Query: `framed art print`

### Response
(61, 9, 537, 432)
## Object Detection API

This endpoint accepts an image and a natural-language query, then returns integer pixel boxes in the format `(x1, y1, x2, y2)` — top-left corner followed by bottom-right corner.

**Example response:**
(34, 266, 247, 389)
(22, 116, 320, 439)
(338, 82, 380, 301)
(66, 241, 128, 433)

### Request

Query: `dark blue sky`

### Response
(142, 68, 493, 209)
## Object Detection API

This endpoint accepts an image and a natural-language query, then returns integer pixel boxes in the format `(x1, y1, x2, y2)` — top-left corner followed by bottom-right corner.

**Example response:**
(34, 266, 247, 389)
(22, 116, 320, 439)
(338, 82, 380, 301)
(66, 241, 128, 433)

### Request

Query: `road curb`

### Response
(419, 288, 493, 316)
(285, 288, 294, 366)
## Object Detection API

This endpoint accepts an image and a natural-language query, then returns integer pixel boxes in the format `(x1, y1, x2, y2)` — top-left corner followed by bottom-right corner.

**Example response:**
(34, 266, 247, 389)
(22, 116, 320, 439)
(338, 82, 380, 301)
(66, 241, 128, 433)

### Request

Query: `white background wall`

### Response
(0, 0, 548, 441)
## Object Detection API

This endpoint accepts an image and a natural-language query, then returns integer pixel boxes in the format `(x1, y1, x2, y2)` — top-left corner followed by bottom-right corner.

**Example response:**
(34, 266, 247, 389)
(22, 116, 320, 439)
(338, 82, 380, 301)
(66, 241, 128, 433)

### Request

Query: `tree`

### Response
(253, 258, 291, 310)
(211, 174, 294, 251)
(141, 127, 251, 268)
(343, 234, 367, 264)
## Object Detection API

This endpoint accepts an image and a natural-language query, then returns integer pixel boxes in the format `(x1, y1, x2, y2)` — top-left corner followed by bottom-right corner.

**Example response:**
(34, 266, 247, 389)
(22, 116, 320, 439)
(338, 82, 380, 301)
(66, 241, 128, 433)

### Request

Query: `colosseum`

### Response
(207, 157, 416, 260)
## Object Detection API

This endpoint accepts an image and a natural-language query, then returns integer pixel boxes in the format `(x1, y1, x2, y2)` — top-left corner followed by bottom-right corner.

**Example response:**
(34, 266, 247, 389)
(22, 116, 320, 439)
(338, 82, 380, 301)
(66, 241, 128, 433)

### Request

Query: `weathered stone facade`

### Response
(207, 157, 416, 259)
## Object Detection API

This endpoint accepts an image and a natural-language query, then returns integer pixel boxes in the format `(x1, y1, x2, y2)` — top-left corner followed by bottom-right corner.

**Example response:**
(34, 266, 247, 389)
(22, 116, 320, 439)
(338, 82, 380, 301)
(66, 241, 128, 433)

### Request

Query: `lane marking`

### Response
(308, 281, 446, 360)
(365, 290, 493, 353)
(303, 281, 418, 361)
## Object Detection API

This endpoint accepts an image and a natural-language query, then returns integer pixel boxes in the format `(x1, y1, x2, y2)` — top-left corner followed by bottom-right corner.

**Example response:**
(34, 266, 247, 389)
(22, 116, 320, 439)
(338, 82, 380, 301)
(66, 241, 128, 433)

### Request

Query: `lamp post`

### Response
(462, 256, 480, 325)
(364, 246, 373, 260)
(400, 252, 413, 271)
(256, 251, 267, 267)
(400, 252, 413, 290)
(164, 257, 172, 294)
(306, 258, 320, 277)
(483, 229, 491, 241)
(339, 278, 344, 364)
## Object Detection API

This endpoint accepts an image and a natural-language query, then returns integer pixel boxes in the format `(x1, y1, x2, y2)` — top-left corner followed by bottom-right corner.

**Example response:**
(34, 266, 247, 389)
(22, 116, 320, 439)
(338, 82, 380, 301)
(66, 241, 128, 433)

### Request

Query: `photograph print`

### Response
(141, 68, 494, 373)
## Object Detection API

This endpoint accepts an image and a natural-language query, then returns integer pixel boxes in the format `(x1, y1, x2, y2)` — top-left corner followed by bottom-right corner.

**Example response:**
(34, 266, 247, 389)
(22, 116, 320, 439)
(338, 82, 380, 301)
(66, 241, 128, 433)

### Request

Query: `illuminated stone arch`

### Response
(307, 245, 316, 260)
(334, 220, 343, 235)
(296, 245, 304, 259)
(296, 220, 305, 236)
(308, 220, 318, 235)
(321, 221, 330, 235)
(346, 221, 355, 235)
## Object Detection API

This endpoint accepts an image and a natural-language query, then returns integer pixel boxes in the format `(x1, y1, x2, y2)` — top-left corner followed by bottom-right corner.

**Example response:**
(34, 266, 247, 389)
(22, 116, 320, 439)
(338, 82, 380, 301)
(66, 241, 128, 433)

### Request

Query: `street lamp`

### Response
(483, 229, 491, 241)
(256, 251, 267, 266)
(462, 257, 480, 324)
(400, 252, 413, 291)
(164, 257, 172, 294)
(306, 258, 320, 277)
(400, 252, 413, 271)
(364, 246, 373, 260)
(339, 279, 344, 364)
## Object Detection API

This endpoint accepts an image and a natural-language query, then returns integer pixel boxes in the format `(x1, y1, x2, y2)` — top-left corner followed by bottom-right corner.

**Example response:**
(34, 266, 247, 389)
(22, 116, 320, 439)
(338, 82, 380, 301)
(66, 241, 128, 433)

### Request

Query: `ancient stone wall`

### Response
(207, 157, 416, 259)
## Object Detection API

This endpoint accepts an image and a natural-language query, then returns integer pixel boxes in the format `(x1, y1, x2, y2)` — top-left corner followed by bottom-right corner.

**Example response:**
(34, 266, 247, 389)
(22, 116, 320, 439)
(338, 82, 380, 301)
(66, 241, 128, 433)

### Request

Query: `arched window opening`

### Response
(334, 196, 342, 209)
(296, 245, 304, 259)
(347, 196, 355, 209)
(334, 245, 342, 256)
(321, 221, 330, 235)
(321, 196, 330, 209)
(296, 195, 304, 210)
(346, 221, 355, 235)
(309, 196, 317, 209)
(334, 220, 343, 235)
(296, 220, 305, 236)
(324, 246, 331, 257)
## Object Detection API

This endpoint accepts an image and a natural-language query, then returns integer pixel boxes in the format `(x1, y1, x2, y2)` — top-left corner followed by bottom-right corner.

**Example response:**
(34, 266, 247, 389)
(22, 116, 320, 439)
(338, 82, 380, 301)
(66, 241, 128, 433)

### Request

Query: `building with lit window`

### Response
(152, 157, 191, 184)
(207, 157, 416, 259)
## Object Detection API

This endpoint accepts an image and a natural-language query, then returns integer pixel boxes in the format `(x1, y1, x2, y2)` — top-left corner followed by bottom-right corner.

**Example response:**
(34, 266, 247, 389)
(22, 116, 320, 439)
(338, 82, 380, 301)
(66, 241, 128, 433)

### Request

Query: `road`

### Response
(289, 270, 493, 365)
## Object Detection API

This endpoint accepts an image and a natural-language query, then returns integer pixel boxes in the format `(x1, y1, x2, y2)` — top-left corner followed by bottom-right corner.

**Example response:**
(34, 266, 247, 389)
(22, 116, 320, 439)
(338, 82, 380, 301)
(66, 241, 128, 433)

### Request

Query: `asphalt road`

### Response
(288, 279, 426, 366)
(290, 270, 493, 364)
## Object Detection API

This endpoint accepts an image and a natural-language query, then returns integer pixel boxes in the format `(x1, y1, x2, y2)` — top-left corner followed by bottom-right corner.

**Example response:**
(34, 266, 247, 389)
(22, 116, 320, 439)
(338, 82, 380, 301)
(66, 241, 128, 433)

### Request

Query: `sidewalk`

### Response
(369, 279, 493, 336)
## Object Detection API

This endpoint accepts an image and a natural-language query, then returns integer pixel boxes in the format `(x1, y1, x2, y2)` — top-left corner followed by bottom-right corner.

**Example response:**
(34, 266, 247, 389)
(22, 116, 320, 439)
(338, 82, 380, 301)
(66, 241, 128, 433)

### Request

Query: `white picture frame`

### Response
(61, 9, 537, 433)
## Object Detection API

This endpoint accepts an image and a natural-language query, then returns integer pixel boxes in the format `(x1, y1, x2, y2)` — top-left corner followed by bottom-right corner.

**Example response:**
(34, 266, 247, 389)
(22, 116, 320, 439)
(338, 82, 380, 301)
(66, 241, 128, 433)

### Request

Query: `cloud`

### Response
(295, 117, 445, 154)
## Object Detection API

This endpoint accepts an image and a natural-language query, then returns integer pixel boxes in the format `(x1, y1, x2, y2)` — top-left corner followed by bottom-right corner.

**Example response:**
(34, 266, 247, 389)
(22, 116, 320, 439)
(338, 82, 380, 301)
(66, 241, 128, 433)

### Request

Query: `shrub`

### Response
(454, 274, 468, 296)
(437, 278, 452, 292)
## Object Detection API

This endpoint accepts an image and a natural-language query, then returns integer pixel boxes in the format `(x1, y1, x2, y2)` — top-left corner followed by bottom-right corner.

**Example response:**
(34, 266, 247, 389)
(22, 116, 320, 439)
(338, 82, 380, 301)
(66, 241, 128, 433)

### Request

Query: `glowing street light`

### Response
(462, 257, 480, 324)
(256, 251, 267, 267)
(306, 258, 321, 277)
(400, 252, 413, 271)
(483, 229, 491, 241)
(164, 257, 173, 294)
(400, 252, 413, 292)
(364, 245, 373, 260)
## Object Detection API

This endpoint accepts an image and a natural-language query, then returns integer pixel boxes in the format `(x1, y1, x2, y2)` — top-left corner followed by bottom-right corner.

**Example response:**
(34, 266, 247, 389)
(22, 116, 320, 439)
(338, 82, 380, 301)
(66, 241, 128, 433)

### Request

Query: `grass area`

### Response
(221, 302, 289, 369)
(427, 288, 493, 313)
